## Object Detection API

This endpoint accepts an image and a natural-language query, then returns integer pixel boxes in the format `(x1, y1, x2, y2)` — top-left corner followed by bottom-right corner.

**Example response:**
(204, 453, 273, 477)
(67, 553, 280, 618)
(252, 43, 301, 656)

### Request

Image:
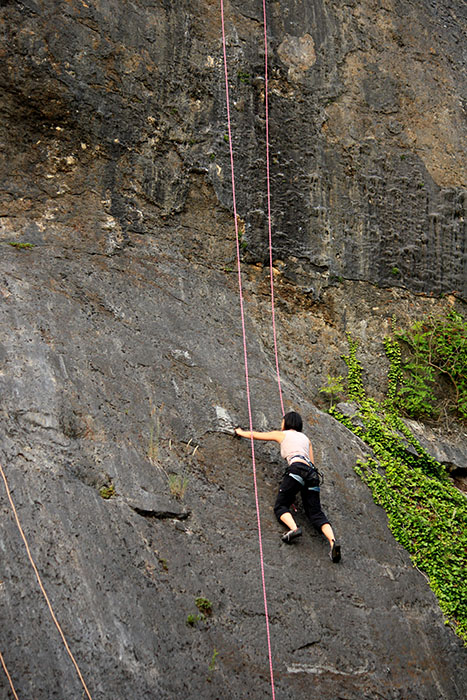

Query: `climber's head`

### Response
(282, 411, 303, 432)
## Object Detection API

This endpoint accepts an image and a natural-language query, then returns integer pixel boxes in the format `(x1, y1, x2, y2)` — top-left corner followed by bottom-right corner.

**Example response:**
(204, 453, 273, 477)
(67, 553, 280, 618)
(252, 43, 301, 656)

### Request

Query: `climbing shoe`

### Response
(330, 541, 341, 563)
(282, 527, 302, 544)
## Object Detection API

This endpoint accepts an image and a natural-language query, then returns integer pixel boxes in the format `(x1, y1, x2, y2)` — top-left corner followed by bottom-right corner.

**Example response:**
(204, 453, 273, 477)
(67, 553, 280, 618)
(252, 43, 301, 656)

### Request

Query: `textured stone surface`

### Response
(0, 0, 465, 296)
(1, 223, 466, 699)
(402, 418, 467, 485)
(1, 1, 467, 699)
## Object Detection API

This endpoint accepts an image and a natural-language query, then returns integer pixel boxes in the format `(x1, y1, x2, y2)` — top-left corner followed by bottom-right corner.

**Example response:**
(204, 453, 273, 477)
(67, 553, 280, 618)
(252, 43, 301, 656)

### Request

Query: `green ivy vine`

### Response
(328, 335, 467, 644)
(342, 333, 366, 402)
(395, 310, 467, 420)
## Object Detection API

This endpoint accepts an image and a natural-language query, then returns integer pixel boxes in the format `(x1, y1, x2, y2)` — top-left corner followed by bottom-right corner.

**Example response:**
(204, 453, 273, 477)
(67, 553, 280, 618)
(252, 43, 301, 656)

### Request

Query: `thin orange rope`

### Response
(0, 650, 20, 700)
(0, 461, 93, 700)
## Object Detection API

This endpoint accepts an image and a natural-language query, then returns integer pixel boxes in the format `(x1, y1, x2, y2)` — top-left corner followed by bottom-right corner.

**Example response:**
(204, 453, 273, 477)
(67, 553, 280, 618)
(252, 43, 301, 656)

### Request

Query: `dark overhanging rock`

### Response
(1, 0, 465, 297)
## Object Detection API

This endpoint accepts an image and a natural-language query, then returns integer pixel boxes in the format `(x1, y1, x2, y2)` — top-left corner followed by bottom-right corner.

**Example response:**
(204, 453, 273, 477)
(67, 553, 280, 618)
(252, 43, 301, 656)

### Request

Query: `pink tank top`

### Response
(280, 430, 311, 465)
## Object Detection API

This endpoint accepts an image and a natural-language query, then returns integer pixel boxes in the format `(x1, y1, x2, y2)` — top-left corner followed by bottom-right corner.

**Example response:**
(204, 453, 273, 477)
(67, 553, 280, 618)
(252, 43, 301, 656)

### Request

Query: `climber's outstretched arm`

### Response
(235, 428, 284, 443)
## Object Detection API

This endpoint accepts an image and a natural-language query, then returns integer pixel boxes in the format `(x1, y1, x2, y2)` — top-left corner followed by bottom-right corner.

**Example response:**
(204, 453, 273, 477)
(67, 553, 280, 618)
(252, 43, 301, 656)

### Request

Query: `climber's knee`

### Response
(274, 502, 290, 521)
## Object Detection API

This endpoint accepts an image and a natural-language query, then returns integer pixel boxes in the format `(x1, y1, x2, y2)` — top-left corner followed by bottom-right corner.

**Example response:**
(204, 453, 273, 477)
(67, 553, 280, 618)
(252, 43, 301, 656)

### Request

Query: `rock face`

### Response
(0, 1, 466, 699)
(2, 243, 467, 699)
(1, 0, 465, 297)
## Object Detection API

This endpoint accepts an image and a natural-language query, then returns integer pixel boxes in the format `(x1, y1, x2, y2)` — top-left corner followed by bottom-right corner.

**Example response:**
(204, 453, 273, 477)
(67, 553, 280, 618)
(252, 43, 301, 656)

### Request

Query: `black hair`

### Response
(283, 411, 303, 432)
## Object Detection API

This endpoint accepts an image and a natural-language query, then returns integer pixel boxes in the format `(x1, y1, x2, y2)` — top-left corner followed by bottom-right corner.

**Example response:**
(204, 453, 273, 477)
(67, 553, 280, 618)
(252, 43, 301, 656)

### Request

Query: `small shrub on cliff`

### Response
(186, 597, 213, 628)
(168, 474, 188, 501)
(7, 241, 35, 249)
(207, 648, 219, 682)
(319, 374, 344, 408)
(186, 613, 203, 627)
(99, 483, 116, 499)
(195, 597, 212, 616)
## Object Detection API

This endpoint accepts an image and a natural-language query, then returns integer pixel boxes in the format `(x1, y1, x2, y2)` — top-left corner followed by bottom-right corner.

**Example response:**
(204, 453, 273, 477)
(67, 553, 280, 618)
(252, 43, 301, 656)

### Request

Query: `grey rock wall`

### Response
(1, 1, 466, 699)
(1, 235, 466, 699)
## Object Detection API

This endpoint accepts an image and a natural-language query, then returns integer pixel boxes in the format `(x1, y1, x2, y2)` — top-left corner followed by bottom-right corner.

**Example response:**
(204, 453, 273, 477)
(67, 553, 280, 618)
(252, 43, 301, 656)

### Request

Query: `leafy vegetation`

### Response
(207, 648, 219, 682)
(195, 596, 213, 616)
(395, 310, 466, 420)
(99, 483, 116, 499)
(237, 70, 251, 84)
(186, 613, 203, 627)
(319, 374, 344, 407)
(341, 335, 365, 402)
(7, 242, 35, 249)
(327, 332, 467, 644)
(186, 597, 213, 628)
(238, 228, 247, 251)
(168, 473, 188, 501)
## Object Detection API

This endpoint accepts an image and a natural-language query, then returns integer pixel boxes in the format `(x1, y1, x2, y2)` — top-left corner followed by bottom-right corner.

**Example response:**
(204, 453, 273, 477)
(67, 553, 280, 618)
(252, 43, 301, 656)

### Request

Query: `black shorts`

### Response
(273, 463, 330, 531)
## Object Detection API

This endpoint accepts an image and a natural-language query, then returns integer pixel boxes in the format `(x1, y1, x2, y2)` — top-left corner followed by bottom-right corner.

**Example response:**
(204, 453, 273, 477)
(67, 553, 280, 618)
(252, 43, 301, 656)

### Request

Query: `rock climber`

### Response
(235, 411, 341, 562)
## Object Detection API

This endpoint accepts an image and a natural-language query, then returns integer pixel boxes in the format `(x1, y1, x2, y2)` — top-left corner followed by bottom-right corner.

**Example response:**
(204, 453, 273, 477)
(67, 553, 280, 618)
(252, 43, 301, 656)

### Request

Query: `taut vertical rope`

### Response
(220, 2, 276, 698)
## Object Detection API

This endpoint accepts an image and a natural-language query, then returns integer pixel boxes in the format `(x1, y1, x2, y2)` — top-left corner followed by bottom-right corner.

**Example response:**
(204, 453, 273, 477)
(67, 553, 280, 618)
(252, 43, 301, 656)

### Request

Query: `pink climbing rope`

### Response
(0, 460, 93, 700)
(0, 650, 20, 700)
(220, 2, 276, 698)
(262, 0, 284, 416)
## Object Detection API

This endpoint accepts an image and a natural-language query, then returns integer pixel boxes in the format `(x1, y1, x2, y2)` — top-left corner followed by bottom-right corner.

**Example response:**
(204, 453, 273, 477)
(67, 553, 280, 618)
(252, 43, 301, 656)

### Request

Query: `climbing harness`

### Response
(0, 460, 93, 700)
(287, 454, 324, 490)
(289, 454, 317, 469)
(220, 1, 277, 698)
(286, 465, 322, 492)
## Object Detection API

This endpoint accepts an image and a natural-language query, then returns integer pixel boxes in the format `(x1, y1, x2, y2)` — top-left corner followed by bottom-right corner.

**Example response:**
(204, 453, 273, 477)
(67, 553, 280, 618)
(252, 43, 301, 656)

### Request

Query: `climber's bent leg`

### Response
(321, 522, 335, 545)
(301, 488, 341, 560)
(301, 488, 330, 531)
(274, 474, 302, 532)
(280, 511, 298, 531)
(321, 523, 341, 562)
